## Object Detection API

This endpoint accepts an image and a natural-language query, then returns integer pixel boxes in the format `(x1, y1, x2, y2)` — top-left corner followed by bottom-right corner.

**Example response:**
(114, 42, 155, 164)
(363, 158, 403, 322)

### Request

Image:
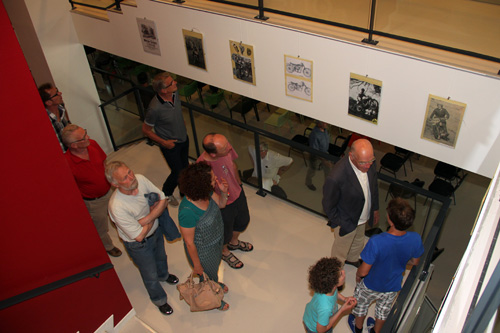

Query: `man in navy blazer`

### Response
(322, 139, 379, 267)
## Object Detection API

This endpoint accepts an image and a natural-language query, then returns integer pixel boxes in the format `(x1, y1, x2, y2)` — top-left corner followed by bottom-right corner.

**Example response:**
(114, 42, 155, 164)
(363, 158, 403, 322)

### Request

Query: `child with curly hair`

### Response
(303, 257, 357, 333)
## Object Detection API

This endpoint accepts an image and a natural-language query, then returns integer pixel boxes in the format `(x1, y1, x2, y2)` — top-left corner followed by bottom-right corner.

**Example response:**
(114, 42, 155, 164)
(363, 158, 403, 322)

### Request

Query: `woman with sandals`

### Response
(178, 162, 230, 311)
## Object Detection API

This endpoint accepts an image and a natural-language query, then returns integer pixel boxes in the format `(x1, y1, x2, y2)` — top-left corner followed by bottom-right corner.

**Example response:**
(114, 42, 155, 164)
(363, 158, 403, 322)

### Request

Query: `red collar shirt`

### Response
(65, 139, 110, 199)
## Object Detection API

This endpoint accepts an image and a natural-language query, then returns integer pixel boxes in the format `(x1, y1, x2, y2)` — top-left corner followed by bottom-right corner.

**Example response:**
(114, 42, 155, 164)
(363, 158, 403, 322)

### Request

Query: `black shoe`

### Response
(158, 302, 173, 315)
(307, 184, 316, 191)
(345, 259, 362, 268)
(165, 274, 179, 285)
(107, 247, 122, 257)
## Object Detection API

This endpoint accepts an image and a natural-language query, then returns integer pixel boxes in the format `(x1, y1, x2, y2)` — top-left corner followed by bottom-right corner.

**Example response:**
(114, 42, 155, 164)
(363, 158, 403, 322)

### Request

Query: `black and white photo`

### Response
(348, 73, 382, 124)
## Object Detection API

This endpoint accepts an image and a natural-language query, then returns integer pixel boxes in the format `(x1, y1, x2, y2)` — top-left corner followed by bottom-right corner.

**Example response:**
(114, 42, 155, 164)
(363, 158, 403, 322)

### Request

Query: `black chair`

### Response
(288, 127, 312, 166)
(328, 133, 352, 159)
(428, 173, 467, 205)
(394, 146, 413, 172)
(229, 97, 259, 124)
(434, 161, 460, 182)
(385, 178, 425, 212)
(379, 150, 412, 178)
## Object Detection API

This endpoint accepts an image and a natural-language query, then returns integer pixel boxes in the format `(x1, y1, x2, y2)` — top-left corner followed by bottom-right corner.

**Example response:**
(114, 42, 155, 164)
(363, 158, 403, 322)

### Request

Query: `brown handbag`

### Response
(177, 272, 224, 311)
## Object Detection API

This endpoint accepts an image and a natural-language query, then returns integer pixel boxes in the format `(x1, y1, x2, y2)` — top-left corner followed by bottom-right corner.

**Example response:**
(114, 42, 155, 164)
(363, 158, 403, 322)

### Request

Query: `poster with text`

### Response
(137, 18, 161, 56)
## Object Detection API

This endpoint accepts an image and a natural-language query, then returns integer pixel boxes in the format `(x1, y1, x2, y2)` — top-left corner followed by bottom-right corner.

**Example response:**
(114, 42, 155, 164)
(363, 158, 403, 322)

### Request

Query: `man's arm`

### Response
(356, 262, 372, 283)
(233, 161, 242, 185)
(142, 123, 176, 149)
(135, 223, 153, 242)
(138, 198, 167, 226)
(322, 176, 341, 225)
(408, 257, 420, 266)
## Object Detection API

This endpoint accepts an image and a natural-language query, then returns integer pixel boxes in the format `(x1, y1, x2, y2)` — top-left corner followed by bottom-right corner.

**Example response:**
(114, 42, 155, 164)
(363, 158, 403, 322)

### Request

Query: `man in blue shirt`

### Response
(348, 198, 424, 333)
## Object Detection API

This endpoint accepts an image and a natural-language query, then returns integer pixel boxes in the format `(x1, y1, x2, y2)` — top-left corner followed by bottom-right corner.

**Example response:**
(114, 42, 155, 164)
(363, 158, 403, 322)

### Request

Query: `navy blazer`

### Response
(322, 155, 379, 236)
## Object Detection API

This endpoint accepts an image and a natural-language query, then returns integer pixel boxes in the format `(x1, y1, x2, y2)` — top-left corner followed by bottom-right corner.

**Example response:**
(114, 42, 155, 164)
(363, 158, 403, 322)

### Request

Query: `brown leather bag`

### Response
(177, 272, 224, 311)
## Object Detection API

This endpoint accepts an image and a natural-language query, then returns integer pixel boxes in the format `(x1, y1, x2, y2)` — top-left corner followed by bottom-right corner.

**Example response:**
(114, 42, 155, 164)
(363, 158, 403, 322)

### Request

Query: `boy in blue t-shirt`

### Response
(303, 257, 357, 333)
(349, 198, 424, 333)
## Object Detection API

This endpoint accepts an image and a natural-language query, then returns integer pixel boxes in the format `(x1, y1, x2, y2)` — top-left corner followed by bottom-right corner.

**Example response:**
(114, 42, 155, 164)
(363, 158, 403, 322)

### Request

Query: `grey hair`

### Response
(61, 124, 81, 147)
(152, 72, 173, 93)
(105, 161, 128, 184)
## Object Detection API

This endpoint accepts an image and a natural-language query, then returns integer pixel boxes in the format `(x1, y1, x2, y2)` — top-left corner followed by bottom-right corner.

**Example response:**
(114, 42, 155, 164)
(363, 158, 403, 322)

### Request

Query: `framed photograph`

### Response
(285, 55, 312, 80)
(229, 41, 256, 85)
(285, 55, 313, 102)
(348, 73, 382, 124)
(421, 95, 466, 148)
(137, 18, 161, 56)
(286, 76, 312, 101)
(182, 29, 206, 70)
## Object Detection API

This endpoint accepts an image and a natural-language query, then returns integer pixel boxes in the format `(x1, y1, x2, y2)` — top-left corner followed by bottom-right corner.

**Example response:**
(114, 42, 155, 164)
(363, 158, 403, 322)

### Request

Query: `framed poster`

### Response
(285, 55, 313, 102)
(421, 95, 466, 148)
(229, 41, 256, 85)
(182, 29, 206, 70)
(137, 18, 161, 56)
(348, 73, 382, 124)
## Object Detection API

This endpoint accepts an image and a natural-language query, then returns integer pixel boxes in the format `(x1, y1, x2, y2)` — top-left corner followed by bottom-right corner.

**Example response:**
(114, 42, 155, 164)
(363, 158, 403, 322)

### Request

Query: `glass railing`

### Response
(90, 56, 449, 330)
(205, 0, 500, 63)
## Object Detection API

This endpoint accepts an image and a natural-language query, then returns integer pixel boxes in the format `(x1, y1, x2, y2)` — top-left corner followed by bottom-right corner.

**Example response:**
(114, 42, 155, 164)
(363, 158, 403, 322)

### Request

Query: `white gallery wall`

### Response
(21, 0, 113, 153)
(31, 0, 500, 177)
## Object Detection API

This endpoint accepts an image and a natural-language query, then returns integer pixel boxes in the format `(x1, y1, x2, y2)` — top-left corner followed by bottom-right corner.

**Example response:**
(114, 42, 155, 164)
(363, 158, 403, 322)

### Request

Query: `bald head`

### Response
(202, 133, 231, 158)
(349, 139, 375, 173)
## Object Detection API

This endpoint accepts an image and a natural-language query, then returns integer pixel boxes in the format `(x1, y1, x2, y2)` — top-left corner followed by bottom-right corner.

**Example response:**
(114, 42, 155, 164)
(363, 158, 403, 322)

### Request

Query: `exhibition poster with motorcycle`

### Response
(421, 95, 466, 148)
(229, 41, 256, 85)
(348, 73, 382, 124)
(285, 55, 313, 102)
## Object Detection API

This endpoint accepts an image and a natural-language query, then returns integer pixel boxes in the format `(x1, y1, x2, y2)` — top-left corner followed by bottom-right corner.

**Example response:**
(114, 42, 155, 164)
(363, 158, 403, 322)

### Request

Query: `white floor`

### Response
(105, 139, 489, 333)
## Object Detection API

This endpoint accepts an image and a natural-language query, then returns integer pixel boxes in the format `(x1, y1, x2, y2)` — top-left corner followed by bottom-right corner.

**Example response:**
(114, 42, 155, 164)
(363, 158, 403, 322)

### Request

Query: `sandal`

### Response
(222, 252, 244, 269)
(218, 300, 229, 311)
(218, 282, 229, 294)
(227, 240, 254, 252)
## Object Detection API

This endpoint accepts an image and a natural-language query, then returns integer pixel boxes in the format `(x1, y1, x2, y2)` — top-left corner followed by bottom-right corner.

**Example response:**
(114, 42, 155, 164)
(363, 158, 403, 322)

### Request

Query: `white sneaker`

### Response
(167, 195, 179, 206)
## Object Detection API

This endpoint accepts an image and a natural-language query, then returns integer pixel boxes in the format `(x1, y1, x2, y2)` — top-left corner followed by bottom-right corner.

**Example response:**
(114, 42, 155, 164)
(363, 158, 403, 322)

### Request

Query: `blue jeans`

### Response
(160, 137, 189, 196)
(124, 228, 169, 306)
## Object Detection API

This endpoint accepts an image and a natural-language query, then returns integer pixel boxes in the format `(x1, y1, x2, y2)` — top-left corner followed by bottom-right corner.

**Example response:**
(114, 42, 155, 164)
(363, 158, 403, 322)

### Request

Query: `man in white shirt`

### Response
(106, 161, 178, 315)
(248, 142, 293, 192)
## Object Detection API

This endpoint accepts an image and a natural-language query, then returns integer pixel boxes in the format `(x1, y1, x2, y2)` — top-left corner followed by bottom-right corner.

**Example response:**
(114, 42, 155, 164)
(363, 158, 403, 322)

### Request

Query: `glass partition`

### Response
(264, 0, 372, 29)
(99, 88, 145, 149)
(374, 0, 500, 58)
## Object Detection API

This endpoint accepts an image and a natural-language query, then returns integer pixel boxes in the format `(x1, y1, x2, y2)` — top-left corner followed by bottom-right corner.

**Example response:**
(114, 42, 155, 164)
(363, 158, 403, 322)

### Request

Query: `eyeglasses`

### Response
(49, 88, 60, 100)
(164, 79, 175, 89)
(71, 129, 88, 144)
(357, 157, 376, 165)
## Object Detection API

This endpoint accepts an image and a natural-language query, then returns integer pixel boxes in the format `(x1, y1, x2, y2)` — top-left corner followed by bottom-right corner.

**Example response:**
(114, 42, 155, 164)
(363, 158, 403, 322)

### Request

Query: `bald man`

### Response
(197, 133, 253, 270)
(322, 139, 379, 267)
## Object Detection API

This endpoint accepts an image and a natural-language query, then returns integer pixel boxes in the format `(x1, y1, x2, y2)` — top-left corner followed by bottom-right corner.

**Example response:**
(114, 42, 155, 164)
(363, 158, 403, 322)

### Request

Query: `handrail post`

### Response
(254, 0, 269, 21)
(69, 0, 75, 10)
(253, 134, 267, 197)
(114, 0, 121, 11)
(362, 0, 379, 45)
(172, 0, 186, 4)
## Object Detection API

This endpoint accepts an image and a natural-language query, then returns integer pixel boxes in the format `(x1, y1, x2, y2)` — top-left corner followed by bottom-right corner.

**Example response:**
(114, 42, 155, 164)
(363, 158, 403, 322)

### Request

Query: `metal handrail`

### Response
(206, 0, 500, 64)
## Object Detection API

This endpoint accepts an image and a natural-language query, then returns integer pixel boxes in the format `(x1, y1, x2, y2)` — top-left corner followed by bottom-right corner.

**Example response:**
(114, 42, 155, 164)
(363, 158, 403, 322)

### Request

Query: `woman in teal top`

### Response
(303, 257, 357, 332)
(178, 162, 230, 311)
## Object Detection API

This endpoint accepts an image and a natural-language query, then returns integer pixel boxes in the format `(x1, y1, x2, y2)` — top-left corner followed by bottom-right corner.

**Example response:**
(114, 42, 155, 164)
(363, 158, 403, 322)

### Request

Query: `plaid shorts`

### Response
(352, 280, 398, 320)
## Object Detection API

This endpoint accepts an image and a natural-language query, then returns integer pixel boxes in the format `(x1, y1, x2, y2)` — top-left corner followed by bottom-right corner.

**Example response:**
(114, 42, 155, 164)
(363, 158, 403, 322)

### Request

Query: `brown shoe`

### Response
(107, 247, 122, 257)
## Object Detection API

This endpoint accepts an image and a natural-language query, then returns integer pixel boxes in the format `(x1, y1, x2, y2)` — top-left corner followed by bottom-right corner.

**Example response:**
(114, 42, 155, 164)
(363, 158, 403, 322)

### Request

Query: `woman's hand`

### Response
(193, 264, 204, 276)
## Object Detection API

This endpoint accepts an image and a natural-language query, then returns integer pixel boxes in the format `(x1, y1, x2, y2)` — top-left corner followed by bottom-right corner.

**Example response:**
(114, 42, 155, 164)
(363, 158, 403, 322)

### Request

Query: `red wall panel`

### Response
(0, 1, 132, 330)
